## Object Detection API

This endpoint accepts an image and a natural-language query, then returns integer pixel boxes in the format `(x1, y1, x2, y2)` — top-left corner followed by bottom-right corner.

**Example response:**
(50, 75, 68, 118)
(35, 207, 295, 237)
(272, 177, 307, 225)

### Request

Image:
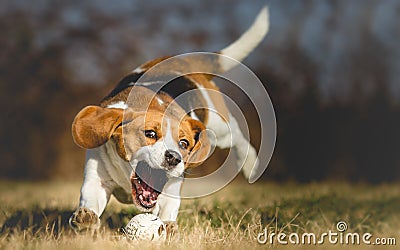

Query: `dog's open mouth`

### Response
(131, 161, 168, 209)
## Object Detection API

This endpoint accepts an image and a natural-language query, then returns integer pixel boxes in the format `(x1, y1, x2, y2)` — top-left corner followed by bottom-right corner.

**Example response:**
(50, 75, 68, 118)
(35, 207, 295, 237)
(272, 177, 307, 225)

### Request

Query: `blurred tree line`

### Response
(259, 48, 400, 183)
(0, 11, 95, 179)
(0, 0, 399, 182)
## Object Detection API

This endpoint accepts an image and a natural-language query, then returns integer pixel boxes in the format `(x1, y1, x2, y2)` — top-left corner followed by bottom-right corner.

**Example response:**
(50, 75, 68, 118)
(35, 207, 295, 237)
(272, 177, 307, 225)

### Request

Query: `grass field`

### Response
(0, 178, 399, 249)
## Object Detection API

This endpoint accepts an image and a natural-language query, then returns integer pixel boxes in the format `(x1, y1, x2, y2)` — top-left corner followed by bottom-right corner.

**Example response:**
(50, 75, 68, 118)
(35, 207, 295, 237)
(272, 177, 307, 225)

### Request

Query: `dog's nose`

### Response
(165, 150, 181, 166)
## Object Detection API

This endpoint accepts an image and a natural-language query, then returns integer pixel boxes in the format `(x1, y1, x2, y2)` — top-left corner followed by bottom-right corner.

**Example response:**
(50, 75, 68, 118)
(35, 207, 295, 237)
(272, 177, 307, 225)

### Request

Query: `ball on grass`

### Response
(124, 213, 166, 241)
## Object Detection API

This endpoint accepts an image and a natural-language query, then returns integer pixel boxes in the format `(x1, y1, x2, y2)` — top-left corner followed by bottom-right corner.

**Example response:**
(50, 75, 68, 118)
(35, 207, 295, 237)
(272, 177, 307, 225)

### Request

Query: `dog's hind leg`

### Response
(193, 85, 258, 181)
(205, 110, 259, 181)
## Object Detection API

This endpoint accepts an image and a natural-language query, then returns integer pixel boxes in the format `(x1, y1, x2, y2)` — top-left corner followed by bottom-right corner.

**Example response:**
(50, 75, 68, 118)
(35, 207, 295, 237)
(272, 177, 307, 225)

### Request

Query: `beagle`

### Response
(69, 7, 269, 234)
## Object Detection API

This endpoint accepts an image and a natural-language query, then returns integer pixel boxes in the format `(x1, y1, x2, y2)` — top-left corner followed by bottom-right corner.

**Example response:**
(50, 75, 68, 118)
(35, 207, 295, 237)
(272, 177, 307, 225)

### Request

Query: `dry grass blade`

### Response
(0, 180, 398, 249)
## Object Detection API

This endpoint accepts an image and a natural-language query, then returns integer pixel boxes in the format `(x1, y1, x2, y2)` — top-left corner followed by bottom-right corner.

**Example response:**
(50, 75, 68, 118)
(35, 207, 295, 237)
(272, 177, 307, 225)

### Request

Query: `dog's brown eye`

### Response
(145, 130, 157, 140)
(178, 139, 189, 150)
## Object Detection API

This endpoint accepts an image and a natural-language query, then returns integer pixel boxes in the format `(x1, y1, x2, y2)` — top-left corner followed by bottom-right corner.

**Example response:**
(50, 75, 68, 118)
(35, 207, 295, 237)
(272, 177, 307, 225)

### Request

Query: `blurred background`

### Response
(0, 0, 399, 183)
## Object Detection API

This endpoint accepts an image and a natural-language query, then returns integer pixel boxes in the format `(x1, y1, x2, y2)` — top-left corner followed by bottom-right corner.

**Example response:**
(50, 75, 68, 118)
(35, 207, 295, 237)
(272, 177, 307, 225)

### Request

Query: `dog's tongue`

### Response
(139, 180, 158, 207)
(134, 163, 158, 207)
(133, 162, 169, 208)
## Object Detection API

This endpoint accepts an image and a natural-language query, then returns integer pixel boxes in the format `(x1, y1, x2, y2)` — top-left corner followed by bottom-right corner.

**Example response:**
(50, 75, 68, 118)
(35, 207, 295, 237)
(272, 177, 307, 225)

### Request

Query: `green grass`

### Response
(0, 179, 399, 249)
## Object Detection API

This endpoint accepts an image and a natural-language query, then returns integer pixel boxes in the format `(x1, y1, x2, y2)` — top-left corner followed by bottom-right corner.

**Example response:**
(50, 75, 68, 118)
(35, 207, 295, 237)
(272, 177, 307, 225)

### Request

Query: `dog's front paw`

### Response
(164, 221, 179, 241)
(69, 207, 100, 232)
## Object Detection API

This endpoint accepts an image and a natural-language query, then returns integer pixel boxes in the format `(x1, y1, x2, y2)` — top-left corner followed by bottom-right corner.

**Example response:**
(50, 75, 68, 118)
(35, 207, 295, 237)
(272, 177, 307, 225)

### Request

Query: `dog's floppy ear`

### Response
(72, 105, 124, 149)
(186, 119, 211, 168)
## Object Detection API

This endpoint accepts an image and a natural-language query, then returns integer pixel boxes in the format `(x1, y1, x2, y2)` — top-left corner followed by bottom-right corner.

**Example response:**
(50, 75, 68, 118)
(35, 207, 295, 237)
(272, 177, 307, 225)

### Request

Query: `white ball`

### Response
(124, 213, 166, 241)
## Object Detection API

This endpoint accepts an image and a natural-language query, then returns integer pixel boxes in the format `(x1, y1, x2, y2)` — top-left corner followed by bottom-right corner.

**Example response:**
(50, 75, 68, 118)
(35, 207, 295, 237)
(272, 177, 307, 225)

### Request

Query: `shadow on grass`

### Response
(0, 208, 138, 236)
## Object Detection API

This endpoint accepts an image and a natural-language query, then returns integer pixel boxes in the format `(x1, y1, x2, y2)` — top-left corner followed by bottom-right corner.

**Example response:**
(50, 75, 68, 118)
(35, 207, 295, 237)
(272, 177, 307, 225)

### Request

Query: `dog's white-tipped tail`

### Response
(220, 6, 269, 71)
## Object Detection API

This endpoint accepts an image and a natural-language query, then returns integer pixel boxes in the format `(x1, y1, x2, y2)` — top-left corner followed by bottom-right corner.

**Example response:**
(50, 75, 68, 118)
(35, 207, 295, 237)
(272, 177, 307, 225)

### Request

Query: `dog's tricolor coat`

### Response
(69, 7, 269, 234)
